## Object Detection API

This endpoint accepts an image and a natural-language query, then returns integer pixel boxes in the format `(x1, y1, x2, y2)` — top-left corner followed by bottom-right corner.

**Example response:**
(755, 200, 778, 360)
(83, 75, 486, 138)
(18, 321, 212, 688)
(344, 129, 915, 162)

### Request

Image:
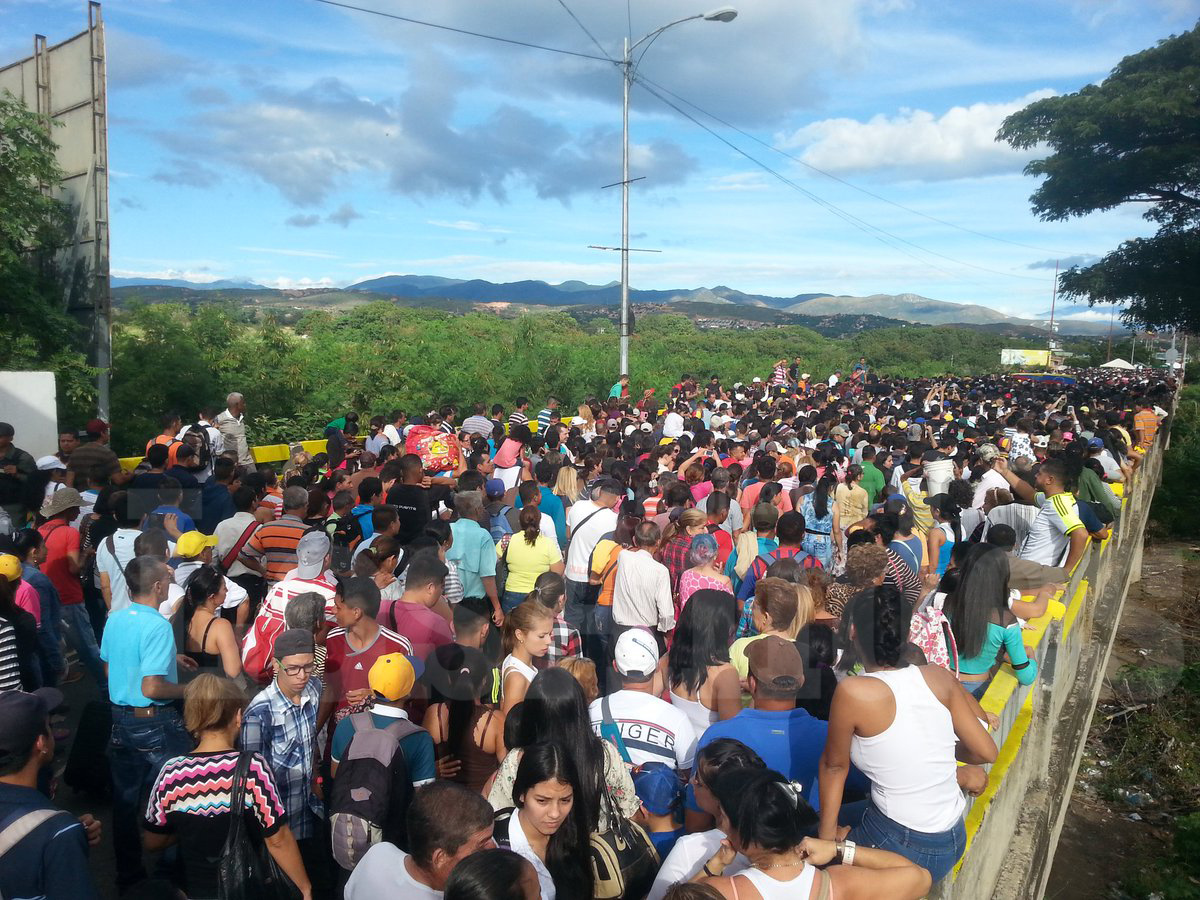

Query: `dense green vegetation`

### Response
(1150, 385, 1200, 539)
(106, 298, 1098, 456)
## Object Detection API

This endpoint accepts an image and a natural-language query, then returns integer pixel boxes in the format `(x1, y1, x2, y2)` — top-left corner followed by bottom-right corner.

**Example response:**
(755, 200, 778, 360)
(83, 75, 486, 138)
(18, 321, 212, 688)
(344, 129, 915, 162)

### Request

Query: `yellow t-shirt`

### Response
(729, 633, 768, 680)
(498, 532, 562, 594)
(835, 483, 869, 526)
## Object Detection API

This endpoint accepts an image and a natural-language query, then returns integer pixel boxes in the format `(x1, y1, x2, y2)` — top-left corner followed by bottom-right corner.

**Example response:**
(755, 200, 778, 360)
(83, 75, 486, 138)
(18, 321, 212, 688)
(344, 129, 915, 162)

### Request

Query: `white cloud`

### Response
(781, 90, 1056, 181)
(238, 246, 342, 259)
(706, 173, 772, 192)
(259, 276, 339, 290)
(427, 219, 512, 234)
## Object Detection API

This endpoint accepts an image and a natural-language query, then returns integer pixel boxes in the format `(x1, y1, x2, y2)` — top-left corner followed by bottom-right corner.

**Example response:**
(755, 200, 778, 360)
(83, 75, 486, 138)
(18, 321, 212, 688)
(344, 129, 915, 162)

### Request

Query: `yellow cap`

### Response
(897, 420, 908, 429)
(0, 555, 21, 582)
(369, 653, 416, 701)
(175, 531, 219, 558)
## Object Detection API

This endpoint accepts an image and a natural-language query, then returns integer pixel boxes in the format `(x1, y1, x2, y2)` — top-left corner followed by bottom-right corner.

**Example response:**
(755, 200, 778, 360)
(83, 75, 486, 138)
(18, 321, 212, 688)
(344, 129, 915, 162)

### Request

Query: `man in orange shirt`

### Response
(144, 412, 184, 468)
(1133, 401, 1161, 451)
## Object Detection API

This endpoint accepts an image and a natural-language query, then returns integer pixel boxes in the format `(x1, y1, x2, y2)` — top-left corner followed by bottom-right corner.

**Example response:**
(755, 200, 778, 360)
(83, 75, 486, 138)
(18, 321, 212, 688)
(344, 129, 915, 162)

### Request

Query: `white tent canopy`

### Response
(1100, 358, 1136, 369)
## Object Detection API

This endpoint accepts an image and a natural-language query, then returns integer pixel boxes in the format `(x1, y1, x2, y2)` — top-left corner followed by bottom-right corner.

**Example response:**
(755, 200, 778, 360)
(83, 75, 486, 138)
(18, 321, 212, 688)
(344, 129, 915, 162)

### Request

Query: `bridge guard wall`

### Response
(933, 424, 1167, 900)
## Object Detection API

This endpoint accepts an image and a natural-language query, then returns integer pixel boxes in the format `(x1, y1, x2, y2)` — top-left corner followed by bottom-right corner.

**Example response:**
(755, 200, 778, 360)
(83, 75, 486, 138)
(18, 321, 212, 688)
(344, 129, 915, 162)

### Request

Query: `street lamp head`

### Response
(703, 7, 738, 22)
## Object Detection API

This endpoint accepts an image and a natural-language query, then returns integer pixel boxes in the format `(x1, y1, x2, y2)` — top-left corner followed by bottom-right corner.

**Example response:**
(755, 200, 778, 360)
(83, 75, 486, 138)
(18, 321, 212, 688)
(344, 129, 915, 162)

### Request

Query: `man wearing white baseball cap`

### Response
(588, 628, 697, 775)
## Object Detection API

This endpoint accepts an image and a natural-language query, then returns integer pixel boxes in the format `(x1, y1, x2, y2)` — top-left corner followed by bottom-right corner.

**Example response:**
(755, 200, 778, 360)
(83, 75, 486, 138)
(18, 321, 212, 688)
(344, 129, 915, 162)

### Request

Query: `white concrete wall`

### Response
(0, 372, 59, 458)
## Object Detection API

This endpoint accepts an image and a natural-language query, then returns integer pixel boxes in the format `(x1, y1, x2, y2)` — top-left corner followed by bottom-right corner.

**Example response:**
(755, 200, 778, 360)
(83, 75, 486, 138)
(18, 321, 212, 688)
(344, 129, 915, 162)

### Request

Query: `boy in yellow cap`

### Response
(328, 653, 437, 876)
(330, 653, 435, 782)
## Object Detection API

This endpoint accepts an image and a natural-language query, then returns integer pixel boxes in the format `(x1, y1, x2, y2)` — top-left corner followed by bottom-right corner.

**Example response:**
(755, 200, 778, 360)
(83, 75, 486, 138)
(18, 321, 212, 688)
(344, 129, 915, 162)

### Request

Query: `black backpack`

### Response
(329, 713, 421, 870)
(326, 514, 363, 575)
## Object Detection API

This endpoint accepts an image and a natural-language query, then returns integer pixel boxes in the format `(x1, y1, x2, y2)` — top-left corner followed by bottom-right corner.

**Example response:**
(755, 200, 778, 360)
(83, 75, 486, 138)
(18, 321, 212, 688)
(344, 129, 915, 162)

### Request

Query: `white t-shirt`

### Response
(564, 500, 618, 583)
(382, 423, 405, 446)
(95, 528, 142, 612)
(344, 844, 440, 900)
(662, 412, 685, 439)
(588, 689, 697, 771)
(647, 829, 750, 900)
(1019, 492, 1084, 566)
(971, 469, 1009, 509)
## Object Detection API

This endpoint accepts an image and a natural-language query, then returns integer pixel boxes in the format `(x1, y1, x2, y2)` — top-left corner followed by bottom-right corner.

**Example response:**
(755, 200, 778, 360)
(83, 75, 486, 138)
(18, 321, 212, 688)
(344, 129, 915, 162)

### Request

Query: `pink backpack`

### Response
(908, 594, 959, 674)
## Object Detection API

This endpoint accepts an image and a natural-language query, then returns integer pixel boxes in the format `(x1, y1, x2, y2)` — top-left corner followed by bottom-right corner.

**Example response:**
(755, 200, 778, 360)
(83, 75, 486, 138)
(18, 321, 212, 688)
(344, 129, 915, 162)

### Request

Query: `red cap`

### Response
(85, 418, 109, 435)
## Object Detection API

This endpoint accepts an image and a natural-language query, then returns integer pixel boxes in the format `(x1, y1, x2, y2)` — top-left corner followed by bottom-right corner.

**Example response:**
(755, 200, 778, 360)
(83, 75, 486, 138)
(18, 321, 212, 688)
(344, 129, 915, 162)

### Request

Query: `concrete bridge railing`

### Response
(935, 426, 1166, 899)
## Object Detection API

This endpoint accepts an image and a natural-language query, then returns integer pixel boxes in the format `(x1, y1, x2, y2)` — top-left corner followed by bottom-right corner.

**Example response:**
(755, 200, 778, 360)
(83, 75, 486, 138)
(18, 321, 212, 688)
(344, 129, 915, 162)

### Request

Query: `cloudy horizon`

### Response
(5, 0, 1192, 318)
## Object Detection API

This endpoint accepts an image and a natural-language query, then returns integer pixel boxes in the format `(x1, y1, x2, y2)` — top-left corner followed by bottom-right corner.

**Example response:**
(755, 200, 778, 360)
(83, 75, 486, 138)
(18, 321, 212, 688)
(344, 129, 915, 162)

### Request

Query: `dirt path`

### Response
(1046, 540, 1200, 899)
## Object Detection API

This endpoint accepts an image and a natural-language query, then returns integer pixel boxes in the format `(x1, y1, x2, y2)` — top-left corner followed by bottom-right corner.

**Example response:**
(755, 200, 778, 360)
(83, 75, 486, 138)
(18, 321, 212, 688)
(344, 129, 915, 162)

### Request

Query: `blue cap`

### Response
(1087, 437, 1105, 449)
(632, 762, 682, 815)
(485, 478, 506, 499)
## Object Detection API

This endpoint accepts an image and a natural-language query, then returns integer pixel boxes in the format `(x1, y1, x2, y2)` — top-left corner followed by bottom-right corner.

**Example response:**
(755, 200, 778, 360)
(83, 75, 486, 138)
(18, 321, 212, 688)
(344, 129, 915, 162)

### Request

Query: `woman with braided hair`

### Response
(817, 585, 997, 882)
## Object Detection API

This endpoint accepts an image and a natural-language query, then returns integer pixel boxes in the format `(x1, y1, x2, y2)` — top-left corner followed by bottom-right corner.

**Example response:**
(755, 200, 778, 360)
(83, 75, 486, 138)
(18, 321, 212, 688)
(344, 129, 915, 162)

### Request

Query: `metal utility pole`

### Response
(616, 7, 737, 381)
(619, 35, 631, 379)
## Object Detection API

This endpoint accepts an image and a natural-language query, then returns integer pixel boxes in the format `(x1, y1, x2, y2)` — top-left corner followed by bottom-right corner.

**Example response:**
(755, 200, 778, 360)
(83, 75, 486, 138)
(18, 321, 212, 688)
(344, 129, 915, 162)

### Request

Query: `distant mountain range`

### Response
(111, 276, 269, 290)
(345, 275, 1113, 335)
(110, 273, 1118, 335)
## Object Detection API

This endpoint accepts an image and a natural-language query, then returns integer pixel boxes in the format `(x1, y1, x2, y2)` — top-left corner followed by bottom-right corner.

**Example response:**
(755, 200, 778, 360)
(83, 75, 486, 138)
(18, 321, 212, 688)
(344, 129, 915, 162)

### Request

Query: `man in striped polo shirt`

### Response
(240, 486, 310, 583)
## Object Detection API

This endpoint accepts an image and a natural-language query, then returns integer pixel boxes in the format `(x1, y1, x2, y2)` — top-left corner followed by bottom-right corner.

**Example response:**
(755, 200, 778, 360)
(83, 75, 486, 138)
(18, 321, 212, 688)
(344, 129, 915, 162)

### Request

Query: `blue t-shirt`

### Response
(648, 827, 683, 861)
(447, 519, 498, 597)
(695, 708, 869, 810)
(0, 783, 97, 900)
(149, 504, 196, 534)
(352, 504, 376, 539)
(100, 603, 177, 707)
(330, 710, 437, 785)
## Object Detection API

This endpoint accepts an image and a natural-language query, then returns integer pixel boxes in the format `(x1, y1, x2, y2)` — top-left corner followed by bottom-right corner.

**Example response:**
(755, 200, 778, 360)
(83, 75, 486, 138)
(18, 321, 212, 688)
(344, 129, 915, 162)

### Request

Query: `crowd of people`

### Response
(0, 363, 1173, 900)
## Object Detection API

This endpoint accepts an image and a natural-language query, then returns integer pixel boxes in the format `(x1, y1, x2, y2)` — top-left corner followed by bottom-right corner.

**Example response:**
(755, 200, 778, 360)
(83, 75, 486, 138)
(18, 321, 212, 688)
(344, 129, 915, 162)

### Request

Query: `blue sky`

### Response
(4, 0, 1196, 318)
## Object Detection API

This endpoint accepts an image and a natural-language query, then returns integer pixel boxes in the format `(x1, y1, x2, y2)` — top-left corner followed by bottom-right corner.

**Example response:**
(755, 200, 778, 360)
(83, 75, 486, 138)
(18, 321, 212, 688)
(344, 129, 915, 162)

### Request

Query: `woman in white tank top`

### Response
(696, 768, 932, 900)
(666, 589, 742, 735)
(817, 586, 997, 884)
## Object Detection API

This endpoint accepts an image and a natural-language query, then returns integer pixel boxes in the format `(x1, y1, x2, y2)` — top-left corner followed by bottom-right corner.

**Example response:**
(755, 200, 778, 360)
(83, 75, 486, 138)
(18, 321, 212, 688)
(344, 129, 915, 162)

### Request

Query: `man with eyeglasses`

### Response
(242, 629, 329, 894)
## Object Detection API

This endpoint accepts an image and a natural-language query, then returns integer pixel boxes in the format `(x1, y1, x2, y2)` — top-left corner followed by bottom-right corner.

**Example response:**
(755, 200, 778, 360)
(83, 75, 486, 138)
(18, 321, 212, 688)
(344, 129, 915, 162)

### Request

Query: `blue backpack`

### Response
(489, 505, 514, 542)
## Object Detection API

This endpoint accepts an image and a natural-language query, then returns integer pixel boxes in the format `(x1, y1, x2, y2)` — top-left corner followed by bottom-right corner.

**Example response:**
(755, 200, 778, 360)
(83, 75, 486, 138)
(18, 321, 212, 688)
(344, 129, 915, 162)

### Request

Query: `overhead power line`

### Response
(635, 77, 1049, 284)
(312, 0, 1064, 283)
(311, 0, 616, 62)
(638, 74, 1082, 260)
(553, 0, 617, 63)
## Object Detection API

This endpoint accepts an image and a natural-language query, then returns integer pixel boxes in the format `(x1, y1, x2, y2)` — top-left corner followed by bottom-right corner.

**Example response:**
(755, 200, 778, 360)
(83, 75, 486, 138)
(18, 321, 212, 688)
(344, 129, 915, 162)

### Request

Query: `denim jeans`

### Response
(502, 590, 527, 613)
(852, 802, 966, 883)
(563, 578, 592, 634)
(60, 602, 107, 689)
(108, 705, 194, 886)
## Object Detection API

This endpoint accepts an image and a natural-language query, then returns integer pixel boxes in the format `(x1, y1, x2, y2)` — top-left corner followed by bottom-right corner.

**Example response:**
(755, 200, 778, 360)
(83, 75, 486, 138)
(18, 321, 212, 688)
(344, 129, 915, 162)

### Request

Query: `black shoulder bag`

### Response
(217, 752, 301, 900)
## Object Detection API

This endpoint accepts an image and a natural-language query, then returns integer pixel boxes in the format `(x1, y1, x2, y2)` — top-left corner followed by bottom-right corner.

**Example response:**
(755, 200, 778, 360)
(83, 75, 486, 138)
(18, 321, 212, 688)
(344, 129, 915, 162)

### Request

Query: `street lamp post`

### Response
(618, 7, 737, 380)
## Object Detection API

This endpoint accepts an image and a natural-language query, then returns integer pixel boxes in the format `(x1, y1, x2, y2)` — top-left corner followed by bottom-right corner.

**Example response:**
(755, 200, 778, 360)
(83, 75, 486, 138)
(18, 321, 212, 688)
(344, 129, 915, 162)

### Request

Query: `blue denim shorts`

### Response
(851, 802, 966, 883)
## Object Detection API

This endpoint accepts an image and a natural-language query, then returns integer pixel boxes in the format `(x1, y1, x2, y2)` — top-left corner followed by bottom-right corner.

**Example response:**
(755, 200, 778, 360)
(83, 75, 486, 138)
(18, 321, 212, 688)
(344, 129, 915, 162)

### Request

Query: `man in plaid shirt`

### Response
(241, 629, 328, 890)
(736, 512, 823, 637)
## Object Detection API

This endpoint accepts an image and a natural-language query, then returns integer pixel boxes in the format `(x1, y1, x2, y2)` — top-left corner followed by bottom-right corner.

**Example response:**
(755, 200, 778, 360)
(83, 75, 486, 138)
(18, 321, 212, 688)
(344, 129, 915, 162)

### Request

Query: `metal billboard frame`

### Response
(0, 2, 111, 417)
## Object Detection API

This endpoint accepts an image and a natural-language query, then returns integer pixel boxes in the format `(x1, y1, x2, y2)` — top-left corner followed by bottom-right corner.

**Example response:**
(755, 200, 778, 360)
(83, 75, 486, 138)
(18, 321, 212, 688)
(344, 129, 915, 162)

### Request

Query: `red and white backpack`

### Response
(908, 592, 959, 674)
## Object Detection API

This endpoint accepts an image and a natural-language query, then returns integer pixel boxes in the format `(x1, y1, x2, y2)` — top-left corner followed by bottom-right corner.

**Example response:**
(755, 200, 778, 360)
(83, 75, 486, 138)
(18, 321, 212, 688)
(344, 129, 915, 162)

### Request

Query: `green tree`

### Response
(0, 91, 95, 417)
(997, 25, 1200, 330)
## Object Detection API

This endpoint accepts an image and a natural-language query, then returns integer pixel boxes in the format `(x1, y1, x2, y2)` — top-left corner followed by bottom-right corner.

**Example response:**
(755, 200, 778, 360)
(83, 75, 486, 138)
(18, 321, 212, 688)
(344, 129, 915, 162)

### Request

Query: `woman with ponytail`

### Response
(925, 493, 960, 577)
(799, 473, 840, 569)
(171, 564, 243, 679)
(499, 506, 563, 613)
(698, 767, 932, 900)
(818, 585, 996, 883)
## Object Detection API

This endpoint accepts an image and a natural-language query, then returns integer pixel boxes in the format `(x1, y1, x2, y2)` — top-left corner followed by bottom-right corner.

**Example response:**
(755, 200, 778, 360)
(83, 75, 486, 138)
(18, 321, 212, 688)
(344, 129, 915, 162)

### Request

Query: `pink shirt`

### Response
(15, 580, 41, 626)
(494, 439, 523, 469)
(381, 600, 454, 662)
